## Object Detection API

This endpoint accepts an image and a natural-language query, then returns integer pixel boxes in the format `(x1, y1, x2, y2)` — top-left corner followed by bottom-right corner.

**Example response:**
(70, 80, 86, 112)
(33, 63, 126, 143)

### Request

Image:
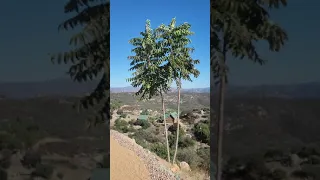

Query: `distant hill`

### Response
(0, 78, 98, 98)
(0, 78, 319, 99)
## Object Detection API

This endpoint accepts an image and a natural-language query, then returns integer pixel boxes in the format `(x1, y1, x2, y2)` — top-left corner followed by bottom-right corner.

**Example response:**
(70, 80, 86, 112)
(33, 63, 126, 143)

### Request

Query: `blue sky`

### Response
(110, 0, 210, 88)
(0, 0, 319, 86)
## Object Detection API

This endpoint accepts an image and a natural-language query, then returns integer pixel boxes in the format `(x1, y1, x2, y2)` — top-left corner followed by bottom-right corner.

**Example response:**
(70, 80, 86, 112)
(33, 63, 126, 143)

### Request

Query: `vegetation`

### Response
(193, 123, 210, 144)
(127, 19, 172, 162)
(127, 18, 200, 164)
(211, 1, 288, 179)
(50, 0, 110, 127)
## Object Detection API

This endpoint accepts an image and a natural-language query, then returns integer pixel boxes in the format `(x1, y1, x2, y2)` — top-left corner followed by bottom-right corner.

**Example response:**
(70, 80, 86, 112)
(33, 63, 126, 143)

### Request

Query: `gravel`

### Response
(111, 130, 177, 180)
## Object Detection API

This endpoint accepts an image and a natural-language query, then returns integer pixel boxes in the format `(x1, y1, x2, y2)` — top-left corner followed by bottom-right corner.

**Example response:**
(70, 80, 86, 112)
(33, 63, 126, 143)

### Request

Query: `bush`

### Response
(197, 147, 210, 170)
(176, 148, 202, 169)
(168, 130, 187, 148)
(132, 129, 160, 143)
(116, 109, 123, 115)
(150, 143, 173, 160)
(134, 119, 151, 129)
(21, 151, 41, 168)
(114, 119, 129, 133)
(193, 123, 210, 143)
(141, 109, 149, 115)
(168, 125, 185, 135)
(120, 114, 127, 118)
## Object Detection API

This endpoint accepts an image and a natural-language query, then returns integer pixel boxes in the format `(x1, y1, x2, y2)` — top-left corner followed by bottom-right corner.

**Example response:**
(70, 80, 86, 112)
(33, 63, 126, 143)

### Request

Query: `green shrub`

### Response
(134, 119, 151, 129)
(193, 123, 210, 143)
(132, 129, 160, 143)
(116, 109, 123, 115)
(120, 114, 127, 118)
(176, 148, 202, 169)
(114, 119, 129, 133)
(197, 147, 210, 170)
(150, 143, 173, 160)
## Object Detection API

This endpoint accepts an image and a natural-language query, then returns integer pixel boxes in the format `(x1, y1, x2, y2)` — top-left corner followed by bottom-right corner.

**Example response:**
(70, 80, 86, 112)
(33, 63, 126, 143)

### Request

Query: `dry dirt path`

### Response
(110, 136, 150, 180)
(110, 130, 177, 180)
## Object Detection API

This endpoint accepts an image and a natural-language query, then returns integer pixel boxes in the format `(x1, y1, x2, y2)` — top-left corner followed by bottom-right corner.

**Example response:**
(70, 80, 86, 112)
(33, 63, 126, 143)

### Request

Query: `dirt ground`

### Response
(110, 137, 150, 180)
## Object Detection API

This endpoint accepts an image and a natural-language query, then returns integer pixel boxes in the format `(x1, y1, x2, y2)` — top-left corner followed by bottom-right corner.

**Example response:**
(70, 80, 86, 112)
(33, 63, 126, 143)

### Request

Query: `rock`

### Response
(171, 164, 180, 172)
(179, 161, 191, 171)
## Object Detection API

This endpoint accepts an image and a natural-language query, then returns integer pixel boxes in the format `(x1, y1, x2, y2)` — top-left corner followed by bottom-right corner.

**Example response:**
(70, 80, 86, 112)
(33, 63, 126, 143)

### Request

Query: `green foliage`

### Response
(120, 113, 127, 118)
(114, 119, 129, 133)
(50, 0, 110, 126)
(133, 119, 151, 129)
(197, 147, 210, 170)
(176, 148, 203, 169)
(140, 109, 149, 115)
(150, 143, 174, 160)
(168, 133, 194, 148)
(193, 123, 210, 144)
(131, 129, 160, 143)
(116, 109, 123, 115)
(127, 19, 172, 101)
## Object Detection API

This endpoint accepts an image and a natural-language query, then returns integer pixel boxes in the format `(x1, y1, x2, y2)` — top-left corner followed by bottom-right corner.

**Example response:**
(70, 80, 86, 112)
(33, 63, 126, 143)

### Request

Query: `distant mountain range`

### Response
(0, 78, 319, 99)
(110, 86, 210, 93)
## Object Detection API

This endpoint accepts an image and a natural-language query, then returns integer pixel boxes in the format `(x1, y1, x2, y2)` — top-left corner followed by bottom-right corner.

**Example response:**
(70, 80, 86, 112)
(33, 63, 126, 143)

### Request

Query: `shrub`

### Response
(120, 114, 127, 118)
(150, 143, 173, 160)
(168, 125, 185, 135)
(114, 119, 129, 133)
(176, 148, 202, 169)
(132, 129, 160, 143)
(168, 130, 187, 148)
(134, 119, 151, 129)
(179, 137, 195, 148)
(141, 109, 149, 115)
(193, 123, 210, 143)
(116, 109, 123, 115)
(197, 147, 210, 170)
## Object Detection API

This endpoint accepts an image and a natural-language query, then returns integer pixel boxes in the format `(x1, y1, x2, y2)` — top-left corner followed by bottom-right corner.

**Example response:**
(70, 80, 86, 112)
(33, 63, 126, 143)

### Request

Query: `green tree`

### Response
(211, 1, 288, 180)
(156, 18, 200, 164)
(127, 20, 172, 162)
(50, 0, 110, 127)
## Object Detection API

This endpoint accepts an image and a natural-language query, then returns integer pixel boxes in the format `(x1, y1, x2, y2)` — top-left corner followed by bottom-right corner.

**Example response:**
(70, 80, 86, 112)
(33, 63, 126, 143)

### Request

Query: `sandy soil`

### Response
(110, 137, 150, 180)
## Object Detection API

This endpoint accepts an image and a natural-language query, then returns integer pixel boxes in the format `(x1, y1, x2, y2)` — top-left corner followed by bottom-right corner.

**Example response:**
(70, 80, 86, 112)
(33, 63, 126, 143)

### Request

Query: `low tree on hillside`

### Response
(211, 1, 288, 180)
(127, 20, 172, 162)
(156, 18, 200, 164)
(50, 0, 110, 127)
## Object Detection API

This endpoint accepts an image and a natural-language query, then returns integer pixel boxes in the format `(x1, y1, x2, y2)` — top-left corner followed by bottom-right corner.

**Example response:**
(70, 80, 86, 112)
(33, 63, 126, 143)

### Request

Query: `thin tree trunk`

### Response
(173, 78, 181, 164)
(161, 92, 171, 163)
(216, 75, 226, 180)
(216, 38, 227, 180)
